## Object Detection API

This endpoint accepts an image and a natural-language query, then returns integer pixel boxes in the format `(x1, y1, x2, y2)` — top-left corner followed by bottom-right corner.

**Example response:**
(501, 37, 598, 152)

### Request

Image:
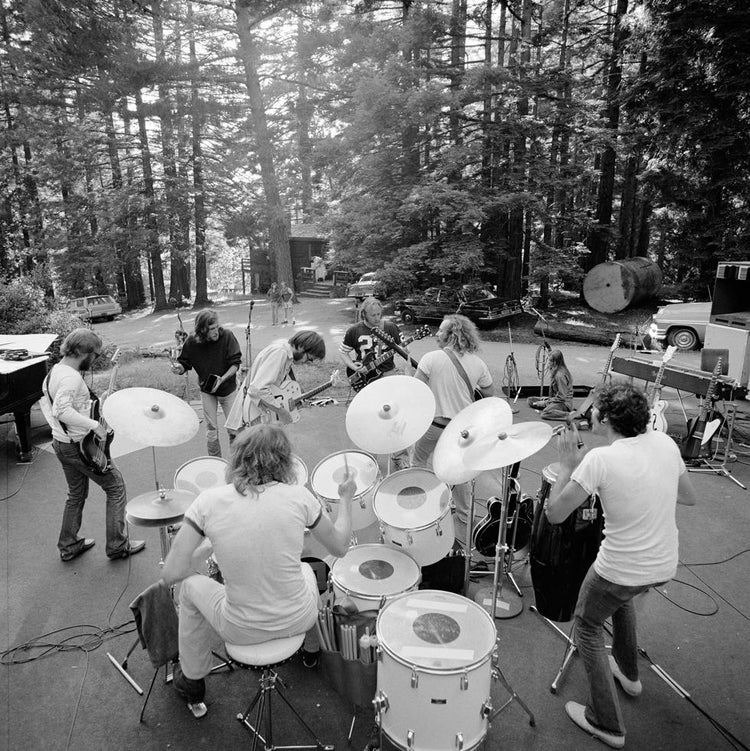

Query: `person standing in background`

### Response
(267, 282, 282, 326)
(279, 281, 294, 325)
(171, 310, 242, 457)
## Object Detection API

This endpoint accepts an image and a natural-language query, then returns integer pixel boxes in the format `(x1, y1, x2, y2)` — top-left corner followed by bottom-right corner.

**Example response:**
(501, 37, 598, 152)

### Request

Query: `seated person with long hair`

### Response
(528, 349, 574, 420)
(160, 425, 355, 716)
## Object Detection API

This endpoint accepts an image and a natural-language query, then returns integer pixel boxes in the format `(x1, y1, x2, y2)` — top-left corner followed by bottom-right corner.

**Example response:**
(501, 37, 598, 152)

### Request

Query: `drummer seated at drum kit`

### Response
(545, 383, 697, 749)
(158, 424, 357, 718)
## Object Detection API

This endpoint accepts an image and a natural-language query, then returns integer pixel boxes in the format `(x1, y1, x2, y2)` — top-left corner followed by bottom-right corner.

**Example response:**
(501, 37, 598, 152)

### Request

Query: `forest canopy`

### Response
(0, 0, 748, 310)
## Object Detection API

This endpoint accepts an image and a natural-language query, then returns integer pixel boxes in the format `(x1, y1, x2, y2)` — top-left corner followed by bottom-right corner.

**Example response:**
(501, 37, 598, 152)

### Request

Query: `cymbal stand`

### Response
(476, 466, 523, 619)
(462, 478, 478, 594)
(688, 402, 746, 489)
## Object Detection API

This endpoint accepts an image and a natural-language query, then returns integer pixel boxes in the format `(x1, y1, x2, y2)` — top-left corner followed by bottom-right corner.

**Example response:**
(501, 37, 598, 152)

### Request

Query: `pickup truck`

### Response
(346, 272, 387, 300)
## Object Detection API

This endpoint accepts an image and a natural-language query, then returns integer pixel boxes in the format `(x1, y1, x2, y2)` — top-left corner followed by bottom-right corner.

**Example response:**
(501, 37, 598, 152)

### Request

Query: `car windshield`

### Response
(463, 287, 495, 302)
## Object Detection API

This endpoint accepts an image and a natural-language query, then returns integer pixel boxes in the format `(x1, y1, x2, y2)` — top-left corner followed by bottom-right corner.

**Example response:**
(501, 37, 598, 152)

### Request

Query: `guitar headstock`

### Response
(330, 369, 347, 388)
(110, 347, 122, 366)
(412, 325, 432, 342)
(610, 333, 621, 351)
(371, 327, 395, 346)
(662, 345, 677, 364)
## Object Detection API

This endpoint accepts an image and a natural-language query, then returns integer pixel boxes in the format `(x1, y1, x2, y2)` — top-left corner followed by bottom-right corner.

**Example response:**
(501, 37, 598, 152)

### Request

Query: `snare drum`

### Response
(331, 544, 421, 612)
(310, 450, 380, 530)
(374, 590, 496, 751)
(530, 462, 604, 622)
(373, 468, 454, 567)
(173, 456, 228, 496)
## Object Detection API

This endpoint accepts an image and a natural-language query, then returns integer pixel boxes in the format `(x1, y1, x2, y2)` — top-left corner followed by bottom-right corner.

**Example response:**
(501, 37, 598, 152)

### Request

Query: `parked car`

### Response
(66, 294, 122, 322)
(394, 284, 523, 326)
(346, 272, 387, 300)
(649, 301, 711, 349)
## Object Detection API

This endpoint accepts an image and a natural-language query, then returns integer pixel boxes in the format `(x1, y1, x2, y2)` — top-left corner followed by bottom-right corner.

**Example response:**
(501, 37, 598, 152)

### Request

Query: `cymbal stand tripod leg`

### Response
(490, 649, 536, 727)
(529, 607, 578, 694)
(462, 479, 477, 594)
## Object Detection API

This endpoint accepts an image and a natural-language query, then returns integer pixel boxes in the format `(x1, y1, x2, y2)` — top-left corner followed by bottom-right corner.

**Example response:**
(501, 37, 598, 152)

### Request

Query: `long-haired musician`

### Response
(40, 328, 144, 561)
(160, 424, 355, 716)
(546, 383, 697, 748)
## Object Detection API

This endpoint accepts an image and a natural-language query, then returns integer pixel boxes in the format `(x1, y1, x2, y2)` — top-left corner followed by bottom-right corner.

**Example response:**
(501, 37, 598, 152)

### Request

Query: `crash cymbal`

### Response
(103, 387, 200, 447)
(346, 376, 436, 454)
(125, 488, 196, 527)
(464, 421, 553, 471)
(433, 397, 514, 485)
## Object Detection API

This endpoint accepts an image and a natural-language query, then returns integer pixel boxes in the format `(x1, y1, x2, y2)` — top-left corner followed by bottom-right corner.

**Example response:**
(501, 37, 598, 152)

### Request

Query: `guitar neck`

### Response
(290, 378, 334, 410)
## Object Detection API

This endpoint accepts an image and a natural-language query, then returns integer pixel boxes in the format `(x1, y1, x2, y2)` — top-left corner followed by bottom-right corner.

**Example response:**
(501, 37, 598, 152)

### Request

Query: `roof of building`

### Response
(290, 222, 326, 240)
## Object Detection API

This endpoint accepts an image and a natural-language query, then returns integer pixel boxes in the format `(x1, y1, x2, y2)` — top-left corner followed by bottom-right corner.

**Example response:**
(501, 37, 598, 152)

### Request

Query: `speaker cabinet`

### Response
(710, 261, 750, 329)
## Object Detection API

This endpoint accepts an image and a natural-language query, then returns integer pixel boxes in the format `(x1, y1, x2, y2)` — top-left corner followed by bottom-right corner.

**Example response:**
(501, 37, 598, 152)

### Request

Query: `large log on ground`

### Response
(583, 258, 662, 313)
(534, 320, 618, 346)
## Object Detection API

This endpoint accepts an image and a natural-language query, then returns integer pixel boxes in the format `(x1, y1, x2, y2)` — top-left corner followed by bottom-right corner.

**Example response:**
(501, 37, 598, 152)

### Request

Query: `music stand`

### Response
(688, 402, 746, 489)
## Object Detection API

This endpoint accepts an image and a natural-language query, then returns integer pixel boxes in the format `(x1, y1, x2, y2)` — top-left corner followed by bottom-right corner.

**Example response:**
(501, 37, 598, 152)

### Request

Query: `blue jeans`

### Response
(201, 390, 238, 458)
(52, 439, 129, 558)
(574, 567, 653, 736)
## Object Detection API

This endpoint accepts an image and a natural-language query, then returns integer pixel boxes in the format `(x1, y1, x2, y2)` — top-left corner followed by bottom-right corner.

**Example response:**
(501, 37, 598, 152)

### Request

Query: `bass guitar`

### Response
(252, 370, 345, 424)
(348, 326, 431, 392)
(574, 333, 621, 419)
(79, 348, 121, 474)
(649, 345, 677, 432)
(682, 358, 723, 460)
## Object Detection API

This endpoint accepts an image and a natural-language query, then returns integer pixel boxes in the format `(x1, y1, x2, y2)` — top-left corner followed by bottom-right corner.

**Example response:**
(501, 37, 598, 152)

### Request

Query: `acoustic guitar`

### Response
(648, 346, 677, 432)
(574, 333, 621, 419)
(79, 348, 121, 474)
(348, 326, 431, 392)
(251, 370, 345, 424)
(682, 359, 723, 460)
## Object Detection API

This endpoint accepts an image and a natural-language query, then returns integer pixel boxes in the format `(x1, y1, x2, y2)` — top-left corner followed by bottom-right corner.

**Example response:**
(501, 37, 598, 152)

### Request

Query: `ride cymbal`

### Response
(125, 488, 196, 527)
(464, 421, 553, 471)
(103, 387, 200, 447)
(345, 376, 435, 454)
(433, 397, 514, 485)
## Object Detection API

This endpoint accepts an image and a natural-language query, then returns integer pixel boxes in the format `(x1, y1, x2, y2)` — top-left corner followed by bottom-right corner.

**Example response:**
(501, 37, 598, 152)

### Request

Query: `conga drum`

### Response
(529, 463, 604, 622)
(374, 590, 497, 751)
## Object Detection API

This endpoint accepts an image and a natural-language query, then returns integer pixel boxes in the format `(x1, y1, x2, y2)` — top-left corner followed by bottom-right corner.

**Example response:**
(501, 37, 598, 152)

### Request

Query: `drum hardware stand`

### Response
(474, 467, 523, 619)
(688, 402, 746, 489)
(463, 478, 478, 594)
(529, 608, 578, 693)
(489, 647, 537, 727)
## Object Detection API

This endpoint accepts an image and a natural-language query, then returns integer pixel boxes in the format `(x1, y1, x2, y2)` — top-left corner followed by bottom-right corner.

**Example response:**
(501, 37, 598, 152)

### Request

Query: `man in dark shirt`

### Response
(172, 309, 242, 457)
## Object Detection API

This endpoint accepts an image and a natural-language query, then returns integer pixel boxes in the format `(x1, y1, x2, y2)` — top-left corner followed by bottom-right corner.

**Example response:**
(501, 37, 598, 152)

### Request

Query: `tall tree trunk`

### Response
(617, 152, 638, 259)
(295, 16, 313, 219)
(234, 1, 293, 286)
(585, 0, 629, 269)
(188, 2, 209, 305)
(134, 87, 168, 310)
(447, 0, 467, 184)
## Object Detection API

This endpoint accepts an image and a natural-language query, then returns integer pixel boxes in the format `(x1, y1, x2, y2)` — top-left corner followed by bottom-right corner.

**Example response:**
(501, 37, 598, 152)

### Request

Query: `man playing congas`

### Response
(546, 383, 697, 749)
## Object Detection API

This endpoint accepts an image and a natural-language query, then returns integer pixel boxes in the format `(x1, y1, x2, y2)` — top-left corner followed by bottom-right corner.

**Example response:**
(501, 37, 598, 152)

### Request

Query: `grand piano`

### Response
(0, 334, 55, 461)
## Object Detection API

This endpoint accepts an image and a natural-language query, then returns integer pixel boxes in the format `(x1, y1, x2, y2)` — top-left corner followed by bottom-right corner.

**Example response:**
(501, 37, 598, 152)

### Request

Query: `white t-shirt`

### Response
(184, 481, 322, 636)
(417, 348, 492, 418)
(571, 430, 687, 586)
(41, 363, 98, 442)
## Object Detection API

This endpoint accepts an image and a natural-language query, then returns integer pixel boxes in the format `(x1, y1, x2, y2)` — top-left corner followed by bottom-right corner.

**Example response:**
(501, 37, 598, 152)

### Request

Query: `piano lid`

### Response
(0, 334, 55, 374)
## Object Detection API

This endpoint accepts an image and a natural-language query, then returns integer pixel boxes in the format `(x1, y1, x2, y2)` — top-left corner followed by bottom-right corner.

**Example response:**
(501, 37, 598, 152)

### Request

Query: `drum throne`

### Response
(225, 633, 333, 751)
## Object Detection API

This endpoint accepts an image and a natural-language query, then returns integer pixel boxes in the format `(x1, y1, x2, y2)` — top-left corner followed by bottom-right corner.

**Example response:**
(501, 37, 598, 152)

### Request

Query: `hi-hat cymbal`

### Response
(464, 421, 553, 471)
(103, 387, 200, 447)
(346, 376, 436, 454)
(433, 397, 514, 485)
(125, 488, 196, 527)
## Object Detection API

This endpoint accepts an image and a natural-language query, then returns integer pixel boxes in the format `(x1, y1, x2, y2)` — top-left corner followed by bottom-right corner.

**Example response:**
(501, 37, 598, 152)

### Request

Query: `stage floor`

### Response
(2, 392, 749, 751)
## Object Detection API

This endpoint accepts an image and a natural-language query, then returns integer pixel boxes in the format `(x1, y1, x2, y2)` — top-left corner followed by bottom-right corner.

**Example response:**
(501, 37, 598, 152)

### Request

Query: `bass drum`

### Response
(374, 590, 496, 751)
(529, 463, 604, 622)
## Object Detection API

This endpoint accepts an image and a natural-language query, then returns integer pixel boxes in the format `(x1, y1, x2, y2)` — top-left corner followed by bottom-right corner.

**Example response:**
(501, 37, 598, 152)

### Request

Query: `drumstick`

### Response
(343, 452, 350, 480)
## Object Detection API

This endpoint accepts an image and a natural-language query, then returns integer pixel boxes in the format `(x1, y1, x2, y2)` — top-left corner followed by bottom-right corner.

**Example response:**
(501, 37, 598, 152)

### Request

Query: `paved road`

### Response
(91, 295, 703, 391)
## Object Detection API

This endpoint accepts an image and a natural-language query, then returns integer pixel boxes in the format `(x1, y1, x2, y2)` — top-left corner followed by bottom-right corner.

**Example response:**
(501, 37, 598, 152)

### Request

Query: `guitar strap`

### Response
(444, 348, 474, 401)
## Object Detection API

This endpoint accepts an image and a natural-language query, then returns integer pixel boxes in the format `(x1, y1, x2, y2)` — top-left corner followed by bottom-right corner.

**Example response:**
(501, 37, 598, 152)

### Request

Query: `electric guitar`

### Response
(682, 359, 723, 460)
(649, 346, 677, 432)
(168, 312, 189, 365)
(348, 326, 431, 391)
(574, 333, 621, 419)
(79, 348, 121, 474)
(251, 370, 345, 424)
